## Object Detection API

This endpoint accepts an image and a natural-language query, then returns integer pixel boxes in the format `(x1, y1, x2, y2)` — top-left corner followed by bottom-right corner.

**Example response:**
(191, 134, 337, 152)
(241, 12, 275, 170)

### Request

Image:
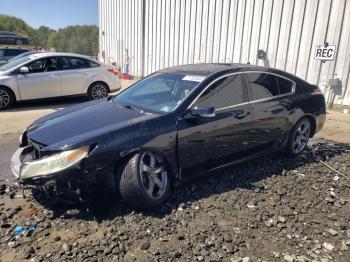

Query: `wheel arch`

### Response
(116, 147, 179, 180)
(0, 85, 17, 102)
(87, 81, 110, 94)
(297, 114, 317, 138)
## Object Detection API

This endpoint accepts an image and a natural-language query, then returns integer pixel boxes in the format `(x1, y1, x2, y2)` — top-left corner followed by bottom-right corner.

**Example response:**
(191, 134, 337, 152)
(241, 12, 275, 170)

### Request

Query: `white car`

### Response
(0, 52, 121, 109)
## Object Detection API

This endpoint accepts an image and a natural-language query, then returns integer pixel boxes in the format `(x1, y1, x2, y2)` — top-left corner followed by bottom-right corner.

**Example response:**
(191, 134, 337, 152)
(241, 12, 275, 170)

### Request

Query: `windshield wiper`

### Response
(121, 103, 143, 113)
(123, 104, 135, 110)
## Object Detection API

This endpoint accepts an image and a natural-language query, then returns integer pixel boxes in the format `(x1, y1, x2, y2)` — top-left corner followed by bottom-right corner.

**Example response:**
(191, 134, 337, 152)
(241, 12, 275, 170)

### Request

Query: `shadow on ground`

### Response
(30, 140, 350, 222)
(5, 96, 90, 112)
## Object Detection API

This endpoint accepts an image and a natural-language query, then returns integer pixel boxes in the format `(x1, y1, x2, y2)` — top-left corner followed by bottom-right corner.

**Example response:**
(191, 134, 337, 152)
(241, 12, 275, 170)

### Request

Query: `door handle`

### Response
(234, 111, 251, 120)
(47, 75, 55, 78)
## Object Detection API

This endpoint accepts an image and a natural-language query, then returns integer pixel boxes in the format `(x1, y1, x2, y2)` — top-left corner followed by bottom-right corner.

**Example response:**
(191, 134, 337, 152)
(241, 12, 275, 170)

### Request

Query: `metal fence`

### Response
(99, 0, 350, 105)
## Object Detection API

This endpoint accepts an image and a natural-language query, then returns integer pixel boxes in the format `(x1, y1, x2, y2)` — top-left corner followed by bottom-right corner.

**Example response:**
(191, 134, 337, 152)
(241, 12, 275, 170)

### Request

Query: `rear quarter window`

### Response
(87, 59, 100, 68)
(276, 76, 294, 94)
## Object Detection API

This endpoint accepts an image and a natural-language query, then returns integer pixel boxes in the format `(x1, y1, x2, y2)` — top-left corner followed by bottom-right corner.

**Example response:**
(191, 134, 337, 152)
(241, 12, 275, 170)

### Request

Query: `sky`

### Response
(0, 0, 98, 30)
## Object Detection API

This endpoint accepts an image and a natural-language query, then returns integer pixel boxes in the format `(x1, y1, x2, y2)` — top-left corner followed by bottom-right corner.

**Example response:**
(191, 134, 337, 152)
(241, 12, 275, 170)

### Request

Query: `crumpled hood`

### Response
(26, 99, 155, 147)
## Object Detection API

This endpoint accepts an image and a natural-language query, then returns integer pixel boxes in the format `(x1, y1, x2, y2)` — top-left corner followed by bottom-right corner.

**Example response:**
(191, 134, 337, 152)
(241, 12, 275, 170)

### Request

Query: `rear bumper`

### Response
(315, 113, 326, 134)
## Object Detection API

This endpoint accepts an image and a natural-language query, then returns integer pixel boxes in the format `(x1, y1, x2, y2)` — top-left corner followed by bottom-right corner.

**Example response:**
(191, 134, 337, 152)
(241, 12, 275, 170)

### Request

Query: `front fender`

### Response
(86, 117, 179, 179)
(0, 76, 21, 100)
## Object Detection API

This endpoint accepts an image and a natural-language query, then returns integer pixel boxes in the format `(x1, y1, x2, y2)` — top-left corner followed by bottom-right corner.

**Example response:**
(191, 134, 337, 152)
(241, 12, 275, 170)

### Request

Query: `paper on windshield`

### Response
(182, 75, 206, 82)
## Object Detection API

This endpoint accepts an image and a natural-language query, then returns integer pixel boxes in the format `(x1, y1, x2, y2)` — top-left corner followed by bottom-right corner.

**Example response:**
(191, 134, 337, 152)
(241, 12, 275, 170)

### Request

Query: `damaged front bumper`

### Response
(10, 137, 117, 203)
(11, 144, 90, 183)
(10, 144, 111, 203)
(11, 147, 25, 179)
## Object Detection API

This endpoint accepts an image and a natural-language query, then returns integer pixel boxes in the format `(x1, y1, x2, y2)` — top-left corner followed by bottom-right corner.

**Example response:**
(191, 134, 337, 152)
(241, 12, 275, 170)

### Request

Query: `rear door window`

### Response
(247, 73, 279, 101)
(59, 57, 93, 70)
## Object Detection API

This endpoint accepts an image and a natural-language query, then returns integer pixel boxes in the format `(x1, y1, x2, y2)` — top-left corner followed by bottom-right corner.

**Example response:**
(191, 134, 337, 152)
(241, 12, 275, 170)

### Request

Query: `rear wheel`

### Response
(0, 87, 15, 110)
(287, 118, 311, 155)
(88, 82, 109, 100)
(118, 151, 172, 209)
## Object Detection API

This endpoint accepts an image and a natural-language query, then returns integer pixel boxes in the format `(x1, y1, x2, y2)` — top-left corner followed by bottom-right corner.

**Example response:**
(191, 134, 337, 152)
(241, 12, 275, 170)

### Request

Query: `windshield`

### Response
(113, 73, 205, 114)
(0, 56, 31, 71)
(8, 52, 33, 62)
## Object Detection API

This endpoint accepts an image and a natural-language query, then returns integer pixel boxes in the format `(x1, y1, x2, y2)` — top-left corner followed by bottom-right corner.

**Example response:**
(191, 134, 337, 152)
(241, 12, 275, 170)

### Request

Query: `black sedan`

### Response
(0, 31, 29, 45)
(11, 63, 326, 208)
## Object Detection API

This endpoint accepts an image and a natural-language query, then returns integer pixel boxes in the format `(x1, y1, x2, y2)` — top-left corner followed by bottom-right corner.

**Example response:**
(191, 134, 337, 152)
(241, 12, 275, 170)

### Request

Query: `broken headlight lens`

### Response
(20, 146, 90, 179)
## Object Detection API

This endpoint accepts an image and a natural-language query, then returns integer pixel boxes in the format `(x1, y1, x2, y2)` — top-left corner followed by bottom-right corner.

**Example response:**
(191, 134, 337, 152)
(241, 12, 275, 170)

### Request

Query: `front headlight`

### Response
(20, 146, 90, 179)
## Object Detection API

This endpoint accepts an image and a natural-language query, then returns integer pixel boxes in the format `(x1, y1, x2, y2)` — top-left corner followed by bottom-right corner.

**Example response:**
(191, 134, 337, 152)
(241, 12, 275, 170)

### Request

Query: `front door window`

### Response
(26, 57, 57, 73)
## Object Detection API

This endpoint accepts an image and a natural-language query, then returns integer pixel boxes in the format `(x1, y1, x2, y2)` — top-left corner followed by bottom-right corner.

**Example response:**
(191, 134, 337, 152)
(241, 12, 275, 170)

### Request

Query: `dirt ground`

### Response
(0, 88, 349, 261)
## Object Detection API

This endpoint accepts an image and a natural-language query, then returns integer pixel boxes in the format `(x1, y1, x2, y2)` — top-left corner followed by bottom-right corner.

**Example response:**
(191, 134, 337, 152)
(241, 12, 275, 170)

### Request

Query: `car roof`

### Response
(0, 31, 26, 37)
(157, 63, 304, 83)
(0, 31, 19, 35)
(158, 63, 260, 75)
(26, 52, 96, 61)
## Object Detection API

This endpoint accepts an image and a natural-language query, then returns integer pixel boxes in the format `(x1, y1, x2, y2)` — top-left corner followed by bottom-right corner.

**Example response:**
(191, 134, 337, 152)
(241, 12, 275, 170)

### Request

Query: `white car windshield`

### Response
(0, 56, 31, 72)
(113, 73, 205, 114)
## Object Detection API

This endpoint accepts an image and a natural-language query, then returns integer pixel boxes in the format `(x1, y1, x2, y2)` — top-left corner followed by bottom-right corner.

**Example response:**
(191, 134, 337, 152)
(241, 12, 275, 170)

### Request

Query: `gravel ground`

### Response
(0, 140, 349, 262)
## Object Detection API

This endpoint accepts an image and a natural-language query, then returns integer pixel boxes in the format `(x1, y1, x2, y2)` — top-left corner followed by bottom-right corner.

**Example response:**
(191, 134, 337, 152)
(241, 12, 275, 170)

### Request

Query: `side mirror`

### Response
(190, 107, 216, 118)
(18, 66, 29, 74)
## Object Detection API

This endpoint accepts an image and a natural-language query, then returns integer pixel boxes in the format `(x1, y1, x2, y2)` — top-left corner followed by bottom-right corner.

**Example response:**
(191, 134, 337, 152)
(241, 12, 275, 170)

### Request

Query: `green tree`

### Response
(0, 14, 98, 56)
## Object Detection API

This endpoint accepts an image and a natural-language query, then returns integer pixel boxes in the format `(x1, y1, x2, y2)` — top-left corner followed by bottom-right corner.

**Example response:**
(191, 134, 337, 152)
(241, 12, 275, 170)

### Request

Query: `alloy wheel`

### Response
(292, 121, 311, 154)
(0, 90, 10, 109)
(139, 152, 168, 200)
(90, 84, 108, 99)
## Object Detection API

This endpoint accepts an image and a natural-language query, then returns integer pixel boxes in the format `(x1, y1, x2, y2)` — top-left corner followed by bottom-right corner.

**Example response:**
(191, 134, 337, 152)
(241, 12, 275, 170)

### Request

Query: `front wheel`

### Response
(287, 118, 312, 155)
(0, 87, 15, 110)
(15, 39, 23, 45)
(88, 82, 109, 100)
(118, 151, 172, 209)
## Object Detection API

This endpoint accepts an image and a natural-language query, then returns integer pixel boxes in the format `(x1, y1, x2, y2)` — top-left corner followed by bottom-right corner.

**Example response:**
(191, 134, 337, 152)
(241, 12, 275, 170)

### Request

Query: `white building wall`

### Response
(99, 0, 350, 105)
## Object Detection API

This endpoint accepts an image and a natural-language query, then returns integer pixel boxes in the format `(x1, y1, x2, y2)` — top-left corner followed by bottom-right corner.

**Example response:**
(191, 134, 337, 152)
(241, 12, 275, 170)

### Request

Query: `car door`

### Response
(177, 74, 253, 176)
(58, 56, 92, 96)
(16, 57, 61, 100)
(245, 72, 292, 148)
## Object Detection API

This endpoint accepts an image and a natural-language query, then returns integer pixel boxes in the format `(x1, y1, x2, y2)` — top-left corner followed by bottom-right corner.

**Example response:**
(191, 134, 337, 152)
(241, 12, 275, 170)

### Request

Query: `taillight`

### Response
(313, 86, 322, 94)
(107, 68, 119, 76)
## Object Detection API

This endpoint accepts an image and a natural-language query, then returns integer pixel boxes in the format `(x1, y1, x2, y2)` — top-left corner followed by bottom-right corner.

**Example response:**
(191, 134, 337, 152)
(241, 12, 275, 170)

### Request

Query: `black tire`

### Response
(286, 118, 312, 156)
(0, 87, 15, 110)
(87, 82, 109, 100)
(117, 152, 172, 209)
(15, 39, 23, 45)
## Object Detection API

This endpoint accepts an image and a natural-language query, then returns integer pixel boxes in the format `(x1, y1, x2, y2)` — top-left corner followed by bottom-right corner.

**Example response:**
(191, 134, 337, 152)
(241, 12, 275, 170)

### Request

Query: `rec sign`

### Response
(315, 45, 336, 61)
